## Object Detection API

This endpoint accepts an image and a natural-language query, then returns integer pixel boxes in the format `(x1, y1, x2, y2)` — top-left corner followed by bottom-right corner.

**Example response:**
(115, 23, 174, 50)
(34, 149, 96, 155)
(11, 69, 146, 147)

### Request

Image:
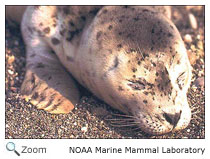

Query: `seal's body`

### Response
(6, 6, 192, 135)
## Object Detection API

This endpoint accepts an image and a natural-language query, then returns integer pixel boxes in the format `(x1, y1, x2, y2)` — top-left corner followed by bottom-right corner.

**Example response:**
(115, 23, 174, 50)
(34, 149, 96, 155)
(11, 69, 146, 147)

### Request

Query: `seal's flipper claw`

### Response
(21, 45, 80, 114)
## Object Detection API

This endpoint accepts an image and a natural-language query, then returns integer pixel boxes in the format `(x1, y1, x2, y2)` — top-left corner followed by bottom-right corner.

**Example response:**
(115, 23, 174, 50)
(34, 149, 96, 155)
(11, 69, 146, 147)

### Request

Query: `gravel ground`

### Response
(5, 6, 205, 139)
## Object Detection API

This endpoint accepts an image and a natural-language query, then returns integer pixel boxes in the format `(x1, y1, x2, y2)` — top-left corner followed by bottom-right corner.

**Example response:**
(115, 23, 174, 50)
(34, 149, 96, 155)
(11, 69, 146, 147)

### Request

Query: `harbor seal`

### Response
(6, 6, 192, 135)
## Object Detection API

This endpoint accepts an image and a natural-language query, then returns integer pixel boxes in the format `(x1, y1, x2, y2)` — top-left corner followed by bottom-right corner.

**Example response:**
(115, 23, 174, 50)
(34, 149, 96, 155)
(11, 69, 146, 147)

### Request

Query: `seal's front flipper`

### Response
(21, 44, 80, 114)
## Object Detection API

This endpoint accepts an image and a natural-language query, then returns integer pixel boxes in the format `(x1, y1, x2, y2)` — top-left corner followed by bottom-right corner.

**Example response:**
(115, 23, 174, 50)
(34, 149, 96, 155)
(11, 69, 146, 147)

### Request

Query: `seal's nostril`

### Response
(163, 110, 182, 128)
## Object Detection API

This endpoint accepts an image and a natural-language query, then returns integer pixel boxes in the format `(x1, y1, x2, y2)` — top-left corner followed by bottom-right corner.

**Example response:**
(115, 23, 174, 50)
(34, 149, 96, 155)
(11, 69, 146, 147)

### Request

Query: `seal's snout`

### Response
(163, 110, 182, 128)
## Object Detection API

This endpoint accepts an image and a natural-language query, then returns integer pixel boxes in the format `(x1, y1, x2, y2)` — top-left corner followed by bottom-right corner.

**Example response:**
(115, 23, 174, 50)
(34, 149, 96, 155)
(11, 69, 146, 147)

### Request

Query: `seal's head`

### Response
(79, 6, 192, 135)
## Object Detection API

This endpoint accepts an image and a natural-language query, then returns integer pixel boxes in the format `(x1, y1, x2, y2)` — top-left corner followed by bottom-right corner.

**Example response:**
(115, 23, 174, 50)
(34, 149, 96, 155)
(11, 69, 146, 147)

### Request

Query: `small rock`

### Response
(184, 34, 192, 43)
(194, 77, 204, 88)
(70, 134, 75, 138)
(8, 69, 14, 75)
(198, 71, 204, 77)
(187, 50, 197, 65)
(189, 13, 197, 29)
(196, 34, 201, 40)
(8, 55, 15, 64)
(10, 87, 17, 92)
(81, 126, 88, 132)
(197, 41, 203, 50)
(190, 44, 196, 51)
(182, 136, 188, 139)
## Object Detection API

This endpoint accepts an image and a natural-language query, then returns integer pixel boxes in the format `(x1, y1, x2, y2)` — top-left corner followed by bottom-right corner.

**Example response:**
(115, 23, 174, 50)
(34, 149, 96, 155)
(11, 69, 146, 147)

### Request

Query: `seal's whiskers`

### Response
(110, 123, 138, 127)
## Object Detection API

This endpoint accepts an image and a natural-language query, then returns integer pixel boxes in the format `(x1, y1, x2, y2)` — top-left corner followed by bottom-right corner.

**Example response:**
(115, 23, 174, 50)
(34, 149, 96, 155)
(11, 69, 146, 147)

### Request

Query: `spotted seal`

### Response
(6, 6, 192, 135)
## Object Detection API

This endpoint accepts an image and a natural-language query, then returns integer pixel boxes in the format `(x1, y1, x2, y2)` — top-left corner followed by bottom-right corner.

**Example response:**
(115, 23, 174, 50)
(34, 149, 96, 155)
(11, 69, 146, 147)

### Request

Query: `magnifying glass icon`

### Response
(6, 142, 20, 156)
